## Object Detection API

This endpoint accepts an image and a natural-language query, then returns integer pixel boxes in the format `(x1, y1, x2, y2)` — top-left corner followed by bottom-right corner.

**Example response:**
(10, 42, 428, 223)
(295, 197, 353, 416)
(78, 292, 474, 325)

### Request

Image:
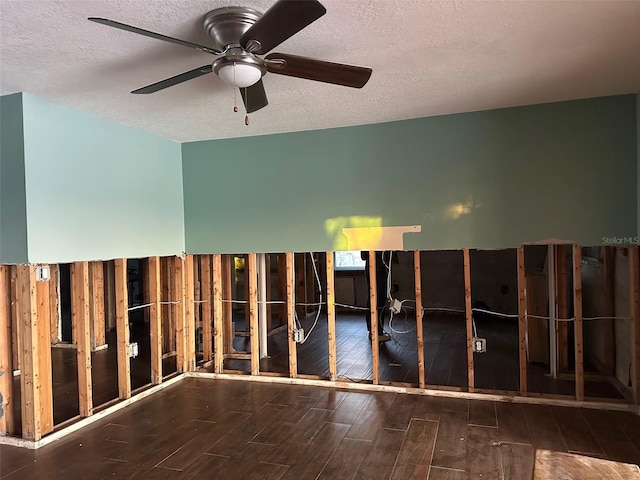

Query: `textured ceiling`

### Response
(2, 0, 640, 142)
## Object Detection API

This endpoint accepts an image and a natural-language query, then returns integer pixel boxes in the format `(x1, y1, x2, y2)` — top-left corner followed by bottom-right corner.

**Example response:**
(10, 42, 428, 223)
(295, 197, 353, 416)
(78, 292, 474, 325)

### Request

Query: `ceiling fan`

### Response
(89, 0, 372, 114)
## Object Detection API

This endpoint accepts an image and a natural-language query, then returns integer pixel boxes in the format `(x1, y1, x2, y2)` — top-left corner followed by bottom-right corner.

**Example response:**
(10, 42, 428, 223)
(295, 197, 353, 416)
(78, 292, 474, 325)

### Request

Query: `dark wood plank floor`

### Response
(2, 378, 639, 480)
(221, 312, 626, 399)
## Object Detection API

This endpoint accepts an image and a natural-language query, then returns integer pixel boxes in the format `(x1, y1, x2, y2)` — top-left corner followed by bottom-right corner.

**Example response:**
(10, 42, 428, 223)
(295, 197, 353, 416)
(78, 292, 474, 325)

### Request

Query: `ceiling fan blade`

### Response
(240, 80, 269, 113)
(265, 53, 372, 88)
(240, 0, 326, 55)
(131, 65, 213, 94)
(88, 17, 220, 54)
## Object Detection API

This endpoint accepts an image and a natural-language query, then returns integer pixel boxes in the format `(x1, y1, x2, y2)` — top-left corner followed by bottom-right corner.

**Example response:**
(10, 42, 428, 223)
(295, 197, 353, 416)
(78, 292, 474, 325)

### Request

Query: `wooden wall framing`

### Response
(71, 262, 93, 417)
(630, 245, 640, 404)
(148, 257, 162, 385)
(369, 251, 380, 385)
(573, 245, 584, 401)
(3, 243, 639, 443)
(16, 265, 54, 440)
(414, 251, 425, 389)
(0, 265, 14, 435)
(326, 252, 337, 381)
(517, 247, 527, 396)
(114, 258, 131, 400)
(286, 252, 297, 378)
(463, 249, 474, 392)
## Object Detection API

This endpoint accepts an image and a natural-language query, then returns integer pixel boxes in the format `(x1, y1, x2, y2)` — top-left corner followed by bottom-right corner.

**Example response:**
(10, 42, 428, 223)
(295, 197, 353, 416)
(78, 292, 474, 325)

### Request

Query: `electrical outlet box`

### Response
(36, 265, 50, 282)
(128, 342, 139, 358)
(294, 329, 304, 343)
(472, 337, 486, 353)
(390, 298, 402, 314)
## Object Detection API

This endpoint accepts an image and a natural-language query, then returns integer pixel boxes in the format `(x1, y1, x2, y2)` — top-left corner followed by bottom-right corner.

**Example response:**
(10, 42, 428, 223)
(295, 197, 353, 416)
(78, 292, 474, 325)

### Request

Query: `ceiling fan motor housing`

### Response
(203, 6, 262, 52)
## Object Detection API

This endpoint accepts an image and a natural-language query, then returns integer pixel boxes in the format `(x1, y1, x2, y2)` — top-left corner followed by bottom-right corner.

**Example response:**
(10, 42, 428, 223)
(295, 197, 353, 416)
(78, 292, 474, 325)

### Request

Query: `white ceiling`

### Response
(2, 1, 640, 143)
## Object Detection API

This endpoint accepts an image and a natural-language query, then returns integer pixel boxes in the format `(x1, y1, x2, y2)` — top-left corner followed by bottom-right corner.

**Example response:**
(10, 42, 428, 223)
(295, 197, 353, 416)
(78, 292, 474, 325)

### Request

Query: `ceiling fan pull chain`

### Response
(233, 63, 239, 112)
(244, 85, 249, 125)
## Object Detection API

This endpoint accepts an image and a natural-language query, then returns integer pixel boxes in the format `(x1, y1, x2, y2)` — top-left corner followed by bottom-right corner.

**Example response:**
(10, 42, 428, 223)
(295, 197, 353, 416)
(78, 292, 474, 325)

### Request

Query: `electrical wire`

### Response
(295, 252, 324, 344)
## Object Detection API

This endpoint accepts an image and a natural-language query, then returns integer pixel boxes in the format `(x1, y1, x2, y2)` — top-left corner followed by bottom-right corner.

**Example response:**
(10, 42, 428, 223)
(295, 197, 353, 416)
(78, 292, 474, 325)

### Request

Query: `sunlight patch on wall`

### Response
(325, 216, 383, 250)
(445, 196, 482, 220)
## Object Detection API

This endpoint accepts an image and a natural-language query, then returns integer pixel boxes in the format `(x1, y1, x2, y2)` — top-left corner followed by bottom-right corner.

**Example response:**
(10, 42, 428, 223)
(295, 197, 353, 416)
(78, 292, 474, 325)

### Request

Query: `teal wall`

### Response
(182, 95, 638, 254)
(21, 94, 185, 263)
(0, 93, 28, 264)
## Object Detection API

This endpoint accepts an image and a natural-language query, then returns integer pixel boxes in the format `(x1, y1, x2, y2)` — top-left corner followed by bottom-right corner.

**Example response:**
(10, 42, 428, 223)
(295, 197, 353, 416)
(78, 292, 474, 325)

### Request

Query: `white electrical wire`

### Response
(297, 252, 323, 343)
(128, 302, 154, 311)
(334, 303, 369, 311)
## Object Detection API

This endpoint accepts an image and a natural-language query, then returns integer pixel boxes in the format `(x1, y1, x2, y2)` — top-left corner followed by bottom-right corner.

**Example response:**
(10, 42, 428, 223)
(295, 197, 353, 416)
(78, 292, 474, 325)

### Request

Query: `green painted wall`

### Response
(21, 94, 185, 263)
(0, 93, 28, 264)
(182, 95, 638, 254)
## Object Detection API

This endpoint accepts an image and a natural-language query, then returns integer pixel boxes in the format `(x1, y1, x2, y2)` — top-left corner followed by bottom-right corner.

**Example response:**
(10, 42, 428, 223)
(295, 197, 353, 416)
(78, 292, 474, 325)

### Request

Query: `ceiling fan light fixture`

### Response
(217, 63, 262, 88)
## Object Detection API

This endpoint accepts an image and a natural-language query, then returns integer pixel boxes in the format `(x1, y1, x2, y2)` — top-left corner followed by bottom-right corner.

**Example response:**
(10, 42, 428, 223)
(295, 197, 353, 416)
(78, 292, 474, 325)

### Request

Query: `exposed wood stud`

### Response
(286, 252, 297, 378)
(369, 251, 380, 385)
(556, 245, 569, 372)
(603, 247, 616, 376)
(201, 255, 213, 362)
(193, 256, 201, 347)
(629, 245, 640, 405)
(185, 255, 196, 372)
(277, 254, 287, 325)
(222, 255, 234, 353)
(414, 251, 425, 389)
(174, 256, 187, 373)
(463, 249, 475, 393)
(326, 252, 337, 381)
(35, 267, 53, 434)
(72, 262, 93, 417)
(248, 253, 260, 376)
(10, 267, 20, 371)
(517, 247, 527, 396)
(265, 254, 272, 331)
(148, 256, 162, 384)
(212, 254, 224, 374)
(295, 253, 306, 317)
(114, 259, 131, 400)
(89, 262, 105, 350)
(160, 258, 172, 354)
(573, 245, 584, 401)
(0, 265, 15, 435)
(48, 265, 60, 344)
(17, 265, 54, 440)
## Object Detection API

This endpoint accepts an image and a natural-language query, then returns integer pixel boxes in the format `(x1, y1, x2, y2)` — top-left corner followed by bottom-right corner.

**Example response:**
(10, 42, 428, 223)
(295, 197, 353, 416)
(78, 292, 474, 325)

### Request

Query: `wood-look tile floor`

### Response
(2, 378, 639, 480)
